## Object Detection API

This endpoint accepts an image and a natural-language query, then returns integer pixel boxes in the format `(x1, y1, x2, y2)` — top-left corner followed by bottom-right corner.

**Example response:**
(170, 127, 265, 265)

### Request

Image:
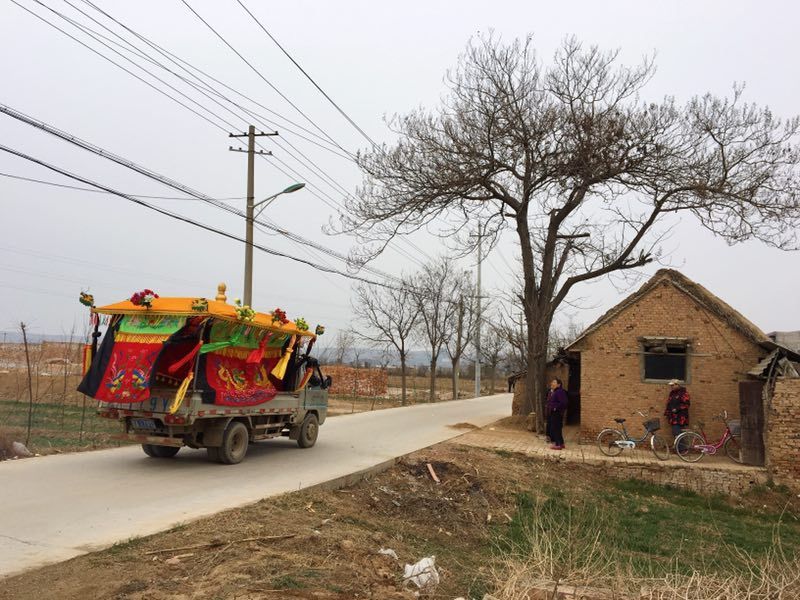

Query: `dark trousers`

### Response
(672, 424, 687, 451)
(548, 410, 564, 446)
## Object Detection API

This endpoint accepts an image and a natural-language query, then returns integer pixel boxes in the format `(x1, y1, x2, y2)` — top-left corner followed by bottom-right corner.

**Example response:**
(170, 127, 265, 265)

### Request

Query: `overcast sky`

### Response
(1, 0, 798, 344)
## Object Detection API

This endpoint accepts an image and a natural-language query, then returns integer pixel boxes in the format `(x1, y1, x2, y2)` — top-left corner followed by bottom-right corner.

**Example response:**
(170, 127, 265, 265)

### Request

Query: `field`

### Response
(0, 340, 505, 456)
(2, 431, 799, 599)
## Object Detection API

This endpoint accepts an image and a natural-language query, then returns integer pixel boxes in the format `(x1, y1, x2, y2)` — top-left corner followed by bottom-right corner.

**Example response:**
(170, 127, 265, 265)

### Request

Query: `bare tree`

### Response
(496, 308, 528, 374)
(481, 324, 505, 394)
(342, 35, 800, 431)
(352, 283, 418, 405)
(445, 271, 477, 400)
(332, 329, 355, 365)
(413, 258, 458, 402)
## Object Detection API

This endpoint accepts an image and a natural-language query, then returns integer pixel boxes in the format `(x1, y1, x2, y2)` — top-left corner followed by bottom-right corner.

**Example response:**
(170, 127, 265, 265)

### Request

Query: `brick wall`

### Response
(594, 461, 767, 497)
(573, 281, 764, 443)
(323, 366, 388, 397)
(766, 378, 800, 491)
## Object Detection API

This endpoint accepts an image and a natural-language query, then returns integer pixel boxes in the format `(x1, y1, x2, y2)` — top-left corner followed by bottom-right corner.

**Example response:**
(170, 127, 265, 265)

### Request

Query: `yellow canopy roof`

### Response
(93, 297, 315, 338)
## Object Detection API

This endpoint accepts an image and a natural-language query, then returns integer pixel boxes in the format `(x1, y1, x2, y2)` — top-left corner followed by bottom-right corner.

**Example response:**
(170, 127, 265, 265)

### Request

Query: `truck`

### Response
(78, 284, 330, 464)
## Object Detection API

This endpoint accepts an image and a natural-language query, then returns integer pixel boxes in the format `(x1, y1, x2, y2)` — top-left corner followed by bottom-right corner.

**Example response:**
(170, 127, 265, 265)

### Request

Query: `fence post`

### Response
(20, 322, 34, 447)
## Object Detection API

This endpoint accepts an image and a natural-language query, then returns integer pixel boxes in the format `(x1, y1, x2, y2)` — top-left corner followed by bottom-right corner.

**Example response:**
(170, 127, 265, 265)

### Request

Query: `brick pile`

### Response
(766, 378, 800, 491)
(323, 365, 388, 397)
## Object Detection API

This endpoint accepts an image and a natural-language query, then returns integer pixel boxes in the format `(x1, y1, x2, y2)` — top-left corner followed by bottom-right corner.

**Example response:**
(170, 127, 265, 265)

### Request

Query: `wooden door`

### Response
(738, 380, 765, 466)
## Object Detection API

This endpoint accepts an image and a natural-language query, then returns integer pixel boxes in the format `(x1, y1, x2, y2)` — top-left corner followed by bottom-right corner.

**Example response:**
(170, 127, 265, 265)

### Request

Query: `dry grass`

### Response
(488, 494, 800, 599)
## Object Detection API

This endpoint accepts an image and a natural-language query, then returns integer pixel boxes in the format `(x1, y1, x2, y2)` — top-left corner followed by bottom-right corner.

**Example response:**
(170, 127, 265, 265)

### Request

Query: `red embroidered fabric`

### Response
(204, 353, 280, 406)
(94, 341, 162, 403)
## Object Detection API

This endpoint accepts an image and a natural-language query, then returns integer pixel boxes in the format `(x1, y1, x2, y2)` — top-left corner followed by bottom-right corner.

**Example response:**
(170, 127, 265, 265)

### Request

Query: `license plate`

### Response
(131, 418, 156, 430)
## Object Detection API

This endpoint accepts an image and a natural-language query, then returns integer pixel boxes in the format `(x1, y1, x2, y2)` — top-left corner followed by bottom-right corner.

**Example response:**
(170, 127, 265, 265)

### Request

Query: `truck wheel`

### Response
(142, 443, 158, 457)
(297, 413, 319, 448)
(142, 444, 180, 458)
(218, 421, 249, 464)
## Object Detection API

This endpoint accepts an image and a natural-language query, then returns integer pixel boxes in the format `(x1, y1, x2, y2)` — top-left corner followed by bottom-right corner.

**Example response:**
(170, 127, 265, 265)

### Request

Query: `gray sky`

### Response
(1, 0, 798, 343)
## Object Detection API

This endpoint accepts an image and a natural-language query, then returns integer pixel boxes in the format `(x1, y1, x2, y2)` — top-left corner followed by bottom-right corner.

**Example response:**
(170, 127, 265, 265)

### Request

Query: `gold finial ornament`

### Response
(216, 282, 227, 302)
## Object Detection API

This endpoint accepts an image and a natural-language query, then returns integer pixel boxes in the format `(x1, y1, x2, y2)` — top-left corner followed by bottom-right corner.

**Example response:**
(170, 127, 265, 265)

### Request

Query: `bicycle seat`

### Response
(614, 418, 626, 424)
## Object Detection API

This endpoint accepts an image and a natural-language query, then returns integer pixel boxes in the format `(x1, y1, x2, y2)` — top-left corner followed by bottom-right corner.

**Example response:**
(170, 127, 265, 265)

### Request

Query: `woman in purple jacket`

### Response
(546, 378, 568, 450)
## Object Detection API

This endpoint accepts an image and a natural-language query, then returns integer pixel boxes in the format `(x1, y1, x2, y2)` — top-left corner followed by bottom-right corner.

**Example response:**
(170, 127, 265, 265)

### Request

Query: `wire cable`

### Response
(0, 142, 398, 289)
(0, 103, 401, 282)
(180, 0, 351, 156)
(0, 171, 244, 200)
(235, 0, 380, 150)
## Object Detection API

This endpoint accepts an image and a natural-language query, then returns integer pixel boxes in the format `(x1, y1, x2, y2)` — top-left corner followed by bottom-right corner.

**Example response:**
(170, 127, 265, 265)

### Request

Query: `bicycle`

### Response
(673, 411, 743, 463)
(596, 409, 670, 460)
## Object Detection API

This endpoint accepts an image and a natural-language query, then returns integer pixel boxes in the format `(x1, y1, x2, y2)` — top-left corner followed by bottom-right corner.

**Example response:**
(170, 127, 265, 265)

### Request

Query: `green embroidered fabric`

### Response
(119, 315, 186, 335)
(202, 321, 289, 355)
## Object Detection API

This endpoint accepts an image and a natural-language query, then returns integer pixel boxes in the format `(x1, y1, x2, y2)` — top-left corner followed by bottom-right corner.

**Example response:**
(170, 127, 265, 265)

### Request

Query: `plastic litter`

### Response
(378, 548, 399, 560)
(403, 555, 440, 590)
(12, 441, 32, 458)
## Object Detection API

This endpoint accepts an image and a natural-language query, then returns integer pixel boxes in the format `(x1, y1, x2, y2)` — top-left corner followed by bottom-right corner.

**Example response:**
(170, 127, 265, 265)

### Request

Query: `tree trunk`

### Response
(524, 315, 552, 433)
(400, 355, 407, 406)
(490, 366, 496, 396)
(429, 357, 437, 402)
(451, 358, 459, 400)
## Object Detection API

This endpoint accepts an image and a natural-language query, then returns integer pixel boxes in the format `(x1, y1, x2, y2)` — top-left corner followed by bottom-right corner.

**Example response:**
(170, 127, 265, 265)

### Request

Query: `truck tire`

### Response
(142, 444, 180, 458)
(297, 413, 319, 449)
(218, 421, 249, 464)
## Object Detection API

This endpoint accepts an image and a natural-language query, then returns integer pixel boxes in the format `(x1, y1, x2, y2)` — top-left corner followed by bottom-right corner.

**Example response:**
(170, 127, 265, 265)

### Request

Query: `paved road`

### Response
(0, 393, 510, 578)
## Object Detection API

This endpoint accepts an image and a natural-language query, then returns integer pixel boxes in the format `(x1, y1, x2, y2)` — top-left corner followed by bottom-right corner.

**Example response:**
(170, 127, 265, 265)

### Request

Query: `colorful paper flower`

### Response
(79, 291, 94, 307)
(295, 317, 309, 331)
(271, 308, 289, 325)
(130, 289, 159, 308)
(234, 298, 256, 322)
(315, 324, 325, 336)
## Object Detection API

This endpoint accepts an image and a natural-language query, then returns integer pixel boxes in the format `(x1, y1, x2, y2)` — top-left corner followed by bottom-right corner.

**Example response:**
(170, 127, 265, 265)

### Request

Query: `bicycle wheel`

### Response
(650, 433, 670, 460)
(724, 435, 743, 464)
(597, 429, 624, 457)
(674, 431, 705, 463)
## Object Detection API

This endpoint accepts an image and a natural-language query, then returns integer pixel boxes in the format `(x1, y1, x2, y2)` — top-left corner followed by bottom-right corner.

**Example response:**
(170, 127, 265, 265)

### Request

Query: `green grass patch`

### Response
(499, 478, 800, 579)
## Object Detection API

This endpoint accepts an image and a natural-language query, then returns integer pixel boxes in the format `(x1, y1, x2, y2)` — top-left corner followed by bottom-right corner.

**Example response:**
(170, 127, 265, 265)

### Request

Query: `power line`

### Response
(72, 0, 353, 160)
(14, 0, 432, 271)
(235, 0, 380, 150)
(180, 0, 351, 156)
(0, 142, 397, 289)
(0, 171, 243, 200)
(0, 103, 401, 283)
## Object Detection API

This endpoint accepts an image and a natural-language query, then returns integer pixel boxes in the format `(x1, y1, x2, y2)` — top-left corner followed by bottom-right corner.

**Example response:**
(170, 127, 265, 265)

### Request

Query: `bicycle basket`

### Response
(728, 419, 741, 436)
(643, 418, 661, 432)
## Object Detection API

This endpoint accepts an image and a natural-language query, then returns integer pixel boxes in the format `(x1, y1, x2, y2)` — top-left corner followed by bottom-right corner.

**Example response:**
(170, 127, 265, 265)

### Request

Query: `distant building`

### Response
(767, 331, 800, 353)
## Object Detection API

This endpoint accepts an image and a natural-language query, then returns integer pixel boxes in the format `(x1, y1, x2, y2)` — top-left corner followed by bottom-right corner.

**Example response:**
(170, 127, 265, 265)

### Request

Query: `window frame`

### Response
(639, 336, 691, 384)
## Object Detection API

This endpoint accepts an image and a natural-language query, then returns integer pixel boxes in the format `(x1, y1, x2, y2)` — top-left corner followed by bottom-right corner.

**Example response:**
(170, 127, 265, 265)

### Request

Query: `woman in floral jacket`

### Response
(664, 379, 690, 440)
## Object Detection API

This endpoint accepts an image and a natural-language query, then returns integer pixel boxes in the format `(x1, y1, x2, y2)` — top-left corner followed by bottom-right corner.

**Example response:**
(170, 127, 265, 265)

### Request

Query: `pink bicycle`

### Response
(673, 410, 743, 463)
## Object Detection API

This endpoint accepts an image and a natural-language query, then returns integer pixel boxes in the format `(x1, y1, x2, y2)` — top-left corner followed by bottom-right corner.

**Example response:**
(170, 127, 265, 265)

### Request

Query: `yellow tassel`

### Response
(270, 335, 297, 379)
(169, 372, 193, 414)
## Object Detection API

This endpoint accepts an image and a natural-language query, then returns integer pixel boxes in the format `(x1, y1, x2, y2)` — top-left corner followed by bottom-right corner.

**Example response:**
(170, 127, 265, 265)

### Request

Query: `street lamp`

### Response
(254, 183, 305, 218)
(243, 182, 305, 305)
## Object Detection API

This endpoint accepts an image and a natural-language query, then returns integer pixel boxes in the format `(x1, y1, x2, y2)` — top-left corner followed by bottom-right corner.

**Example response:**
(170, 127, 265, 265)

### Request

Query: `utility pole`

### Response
(229, 125, 277, 306)
(474, 227, 482, 398)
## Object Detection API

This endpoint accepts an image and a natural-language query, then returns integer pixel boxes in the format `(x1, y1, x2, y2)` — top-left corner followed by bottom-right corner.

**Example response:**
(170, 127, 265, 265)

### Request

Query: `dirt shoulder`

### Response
(0, 442, 545, 600)
(3, 430, 798, 600)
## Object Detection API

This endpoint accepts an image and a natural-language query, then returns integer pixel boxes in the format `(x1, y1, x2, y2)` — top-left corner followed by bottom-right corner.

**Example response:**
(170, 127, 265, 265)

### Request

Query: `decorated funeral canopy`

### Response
(78, 287, 322, 409)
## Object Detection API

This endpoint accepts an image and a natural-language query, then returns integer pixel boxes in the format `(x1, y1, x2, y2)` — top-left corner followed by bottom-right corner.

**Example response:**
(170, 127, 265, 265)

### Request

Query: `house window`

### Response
(641, 338, 689, 382)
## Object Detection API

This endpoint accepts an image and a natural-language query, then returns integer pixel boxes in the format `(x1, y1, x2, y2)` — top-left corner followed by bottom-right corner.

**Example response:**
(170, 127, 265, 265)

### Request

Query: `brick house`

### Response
(559, 269, 797, 445)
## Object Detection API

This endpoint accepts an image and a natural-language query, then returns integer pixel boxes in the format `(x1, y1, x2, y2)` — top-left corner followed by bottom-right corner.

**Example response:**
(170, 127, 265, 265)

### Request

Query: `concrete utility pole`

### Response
(474, 227, 482, 398)
(229, 125, 277, 306)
